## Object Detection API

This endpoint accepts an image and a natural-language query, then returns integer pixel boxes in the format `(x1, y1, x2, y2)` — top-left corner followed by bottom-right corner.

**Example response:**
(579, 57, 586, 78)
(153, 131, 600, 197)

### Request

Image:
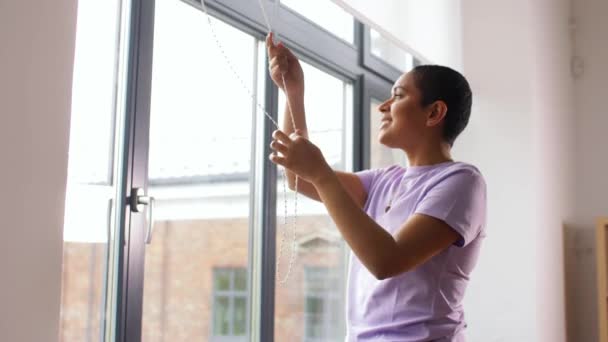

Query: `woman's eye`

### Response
(393, 94, 403, 99)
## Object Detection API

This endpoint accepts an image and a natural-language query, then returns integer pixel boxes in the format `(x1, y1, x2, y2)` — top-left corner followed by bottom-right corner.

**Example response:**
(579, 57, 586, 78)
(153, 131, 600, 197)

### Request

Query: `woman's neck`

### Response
(404, 141, 453, 167)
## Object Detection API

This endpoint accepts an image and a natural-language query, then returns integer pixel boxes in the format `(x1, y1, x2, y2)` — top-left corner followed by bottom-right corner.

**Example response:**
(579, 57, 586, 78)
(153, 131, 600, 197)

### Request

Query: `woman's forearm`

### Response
(282, 95, 307, 136)
(313, 171, 399, 279)
(282, 95, 308, 188)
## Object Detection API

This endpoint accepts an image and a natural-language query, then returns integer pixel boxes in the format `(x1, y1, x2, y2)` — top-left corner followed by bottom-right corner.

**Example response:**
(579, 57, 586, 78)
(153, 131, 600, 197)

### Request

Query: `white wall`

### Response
(457, 1, 539, 340)
(565, 0, 608, 341)
(456, 0, 572, 341)
(0, 1, 77, 341)
(529, 1, 575, 341)
(395, 0, 463, 69)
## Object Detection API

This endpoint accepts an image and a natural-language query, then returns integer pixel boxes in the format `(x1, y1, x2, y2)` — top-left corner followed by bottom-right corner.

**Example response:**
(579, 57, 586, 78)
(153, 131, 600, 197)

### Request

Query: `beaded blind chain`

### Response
(200, 0, 299, 284)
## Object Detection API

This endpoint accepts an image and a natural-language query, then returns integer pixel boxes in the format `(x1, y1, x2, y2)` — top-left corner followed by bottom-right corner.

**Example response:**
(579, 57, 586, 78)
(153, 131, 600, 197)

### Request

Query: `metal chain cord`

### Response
(200, 0, 299, 284)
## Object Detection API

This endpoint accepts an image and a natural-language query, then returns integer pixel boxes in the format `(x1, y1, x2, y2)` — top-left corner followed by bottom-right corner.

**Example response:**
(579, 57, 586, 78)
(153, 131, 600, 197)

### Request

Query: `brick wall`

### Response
(60, 215, 346, 341)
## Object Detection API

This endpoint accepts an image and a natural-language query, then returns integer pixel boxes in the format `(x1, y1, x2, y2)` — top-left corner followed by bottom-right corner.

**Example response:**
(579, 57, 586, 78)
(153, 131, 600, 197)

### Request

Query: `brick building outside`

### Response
(59, 189, 349, 342)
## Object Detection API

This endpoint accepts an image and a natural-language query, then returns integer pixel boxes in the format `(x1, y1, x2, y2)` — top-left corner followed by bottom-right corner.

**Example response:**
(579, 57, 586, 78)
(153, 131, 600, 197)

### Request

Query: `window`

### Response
(280, 0, 354, 44)
(361, 24, 419, 83)
(370, 28, 415, 72)
(141, 1, 257, 341)
(274, 61, 351, 341)
(303, 267, 342, 342)
(59, 0, 123, 340)
(278, 61, 352, 171)
(63, 0, 417, 339)
(212, 268, 248, 341)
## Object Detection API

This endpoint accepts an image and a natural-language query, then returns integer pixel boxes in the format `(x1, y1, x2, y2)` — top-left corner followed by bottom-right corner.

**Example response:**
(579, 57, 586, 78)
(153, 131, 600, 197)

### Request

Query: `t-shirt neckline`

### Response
(404, 160, 455, 177)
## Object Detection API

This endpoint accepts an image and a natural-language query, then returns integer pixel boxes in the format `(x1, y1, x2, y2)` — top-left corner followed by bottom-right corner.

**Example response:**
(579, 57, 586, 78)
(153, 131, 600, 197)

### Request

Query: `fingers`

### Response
(269, 55, 286, 68)
(272, 130, 292, 145)
(267, 32, 296, 63)
(270, 65, 285, 82)
(289, 129, 307, 142)
(270, 140, 288, 155)
(277, 41, 297, 61)
(269, 55, 288, 75)
(269, 130, 290, 167)
(269, 152, 287, 167)
(266, 33, 278, 58)
(266, 32, 275, 49)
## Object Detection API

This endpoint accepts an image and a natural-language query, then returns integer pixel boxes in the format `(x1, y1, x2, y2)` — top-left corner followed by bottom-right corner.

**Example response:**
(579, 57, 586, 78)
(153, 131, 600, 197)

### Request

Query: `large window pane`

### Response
(213, 296, 231, 335)
(281, 0, 354, 44)
(370, 98, 407, 168)
(142, 1, 257, 341)
(59, 0, 122, 340)
(275, 62, 350, 342)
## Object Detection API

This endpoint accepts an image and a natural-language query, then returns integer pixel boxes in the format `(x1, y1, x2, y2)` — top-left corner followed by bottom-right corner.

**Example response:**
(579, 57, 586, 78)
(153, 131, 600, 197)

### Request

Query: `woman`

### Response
(266, 33, 486, 342)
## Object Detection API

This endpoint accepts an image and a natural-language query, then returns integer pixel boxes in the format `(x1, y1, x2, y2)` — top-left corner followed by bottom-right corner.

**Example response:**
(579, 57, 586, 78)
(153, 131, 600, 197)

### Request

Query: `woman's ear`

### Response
(426, 100, 448, 127)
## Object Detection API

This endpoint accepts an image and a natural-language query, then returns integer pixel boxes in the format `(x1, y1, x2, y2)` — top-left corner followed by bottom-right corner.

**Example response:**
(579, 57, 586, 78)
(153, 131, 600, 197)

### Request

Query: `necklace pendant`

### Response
(384, 205, 391, 213)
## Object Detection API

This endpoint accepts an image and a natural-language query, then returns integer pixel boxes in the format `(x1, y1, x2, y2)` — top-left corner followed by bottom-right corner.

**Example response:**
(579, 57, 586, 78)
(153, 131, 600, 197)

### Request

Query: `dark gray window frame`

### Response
(361, 73, 394, 170)
(117, 1, 395, 341)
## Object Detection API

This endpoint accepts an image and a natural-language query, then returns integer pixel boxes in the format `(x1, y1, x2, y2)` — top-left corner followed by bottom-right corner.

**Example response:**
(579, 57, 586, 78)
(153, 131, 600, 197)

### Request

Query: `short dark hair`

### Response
(411, 65, 472, 146)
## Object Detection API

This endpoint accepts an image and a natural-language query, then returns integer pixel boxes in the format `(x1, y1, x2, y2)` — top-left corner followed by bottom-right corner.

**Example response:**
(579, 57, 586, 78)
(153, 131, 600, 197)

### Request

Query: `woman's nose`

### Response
(378, 99, 391, 113)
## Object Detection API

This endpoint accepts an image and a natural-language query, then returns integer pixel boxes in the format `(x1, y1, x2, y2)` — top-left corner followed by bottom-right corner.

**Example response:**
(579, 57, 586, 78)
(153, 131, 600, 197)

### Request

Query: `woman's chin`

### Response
(378, 132, 392, 147)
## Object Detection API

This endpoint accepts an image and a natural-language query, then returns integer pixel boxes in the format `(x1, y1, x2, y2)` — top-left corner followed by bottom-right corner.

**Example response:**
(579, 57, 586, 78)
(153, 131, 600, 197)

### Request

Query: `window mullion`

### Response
(249, 41, 278, 342)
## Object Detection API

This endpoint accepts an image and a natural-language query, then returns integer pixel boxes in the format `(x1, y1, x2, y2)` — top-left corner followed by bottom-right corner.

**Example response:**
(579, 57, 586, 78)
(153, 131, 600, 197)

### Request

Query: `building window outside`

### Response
(303, 267, 342, 342)
(212, 268, 248, 341)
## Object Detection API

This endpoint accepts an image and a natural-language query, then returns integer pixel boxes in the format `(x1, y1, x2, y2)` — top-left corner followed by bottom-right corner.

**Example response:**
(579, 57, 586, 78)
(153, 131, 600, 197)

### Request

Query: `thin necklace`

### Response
(385, 173, 405, 213)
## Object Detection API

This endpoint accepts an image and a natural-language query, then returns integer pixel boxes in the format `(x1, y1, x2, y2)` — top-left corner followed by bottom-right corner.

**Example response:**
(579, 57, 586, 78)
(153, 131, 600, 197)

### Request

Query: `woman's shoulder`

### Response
(443, 161, 484, 178)
(355, 164, 405, 193)
(439, 161, 487, 189)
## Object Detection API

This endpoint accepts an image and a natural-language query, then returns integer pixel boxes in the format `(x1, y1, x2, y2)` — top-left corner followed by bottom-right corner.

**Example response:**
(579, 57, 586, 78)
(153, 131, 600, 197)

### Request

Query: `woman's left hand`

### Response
(269, 129, 333, 185)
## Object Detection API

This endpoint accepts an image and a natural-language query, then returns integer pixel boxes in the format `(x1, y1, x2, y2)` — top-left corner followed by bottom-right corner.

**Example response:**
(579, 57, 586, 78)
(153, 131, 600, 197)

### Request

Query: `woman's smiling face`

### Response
(377, 72, 429, 150)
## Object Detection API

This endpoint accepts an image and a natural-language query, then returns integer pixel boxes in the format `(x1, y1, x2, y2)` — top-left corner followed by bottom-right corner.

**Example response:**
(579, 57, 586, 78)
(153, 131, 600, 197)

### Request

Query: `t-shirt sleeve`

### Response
(355, 168, 383, 194)
(414, 170, 487, 247)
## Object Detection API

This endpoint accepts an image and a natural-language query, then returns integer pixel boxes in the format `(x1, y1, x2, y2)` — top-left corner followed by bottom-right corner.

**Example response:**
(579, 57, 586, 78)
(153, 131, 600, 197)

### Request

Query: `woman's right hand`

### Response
(266, 33, 304, 98)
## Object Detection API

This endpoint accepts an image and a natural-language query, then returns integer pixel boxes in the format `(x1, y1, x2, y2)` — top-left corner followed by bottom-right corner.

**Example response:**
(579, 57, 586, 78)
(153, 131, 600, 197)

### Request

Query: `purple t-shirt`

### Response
(347, 161, 487, 341)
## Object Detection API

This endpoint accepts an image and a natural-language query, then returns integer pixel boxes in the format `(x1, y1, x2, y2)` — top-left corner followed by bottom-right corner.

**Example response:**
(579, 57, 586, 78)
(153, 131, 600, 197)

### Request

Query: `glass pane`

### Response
(214, 270, 231, 291)
(370, 28, 415, 72)
(66, 0, 118, 185)
(59, 0, 122, 340)
(233, 297, 247, 335)
(370, 98, 407, 168)
(307, 314, 323, 338)
(213, 297, 231, 335)
(142, 0, 255, 341)
(281, 0, 354, 44)
(234, 268, 247, 291)
(306, 297, 323, 313)
(275, 62, 349, 342)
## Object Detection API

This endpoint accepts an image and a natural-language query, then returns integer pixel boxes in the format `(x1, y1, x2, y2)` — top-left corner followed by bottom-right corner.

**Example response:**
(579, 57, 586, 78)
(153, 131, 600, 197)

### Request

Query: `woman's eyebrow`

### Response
(392, 86, 406, 93)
